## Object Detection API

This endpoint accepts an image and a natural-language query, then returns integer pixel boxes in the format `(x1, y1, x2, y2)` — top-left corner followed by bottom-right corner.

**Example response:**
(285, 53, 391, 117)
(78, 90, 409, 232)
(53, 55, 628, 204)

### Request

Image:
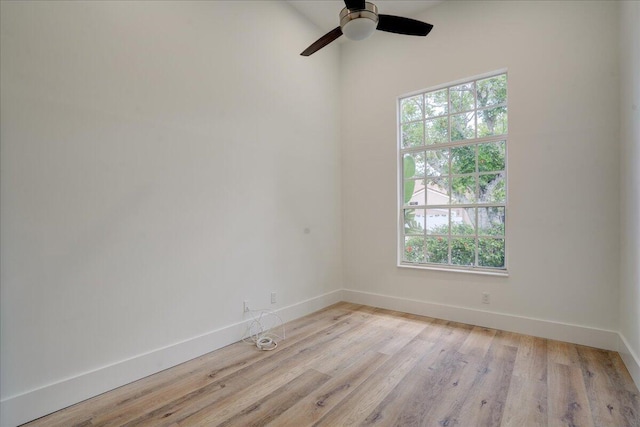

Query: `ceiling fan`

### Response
(300, 0, 433, 56)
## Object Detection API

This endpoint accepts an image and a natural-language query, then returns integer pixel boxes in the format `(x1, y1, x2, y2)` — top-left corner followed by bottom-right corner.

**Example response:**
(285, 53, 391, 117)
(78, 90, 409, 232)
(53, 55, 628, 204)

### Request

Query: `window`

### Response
(398, 72, 507, 273)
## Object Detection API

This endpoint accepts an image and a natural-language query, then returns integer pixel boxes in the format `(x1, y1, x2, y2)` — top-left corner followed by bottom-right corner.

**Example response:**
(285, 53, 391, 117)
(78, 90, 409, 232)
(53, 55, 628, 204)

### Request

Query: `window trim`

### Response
(397, 70, 509, 275)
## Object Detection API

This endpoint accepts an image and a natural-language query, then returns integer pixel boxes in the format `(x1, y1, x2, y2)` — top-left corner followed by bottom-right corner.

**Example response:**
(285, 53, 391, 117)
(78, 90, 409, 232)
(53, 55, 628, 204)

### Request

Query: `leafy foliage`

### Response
(403, 155, 416, 204)
(477, 75, 507, 137)
(404, 223, 505, 268)
(401, 95, 423, 122)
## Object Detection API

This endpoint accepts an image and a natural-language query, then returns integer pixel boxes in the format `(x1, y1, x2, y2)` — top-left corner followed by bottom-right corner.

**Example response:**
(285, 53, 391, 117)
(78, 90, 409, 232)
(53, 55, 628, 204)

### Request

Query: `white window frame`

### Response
(397, 70, 509, 276)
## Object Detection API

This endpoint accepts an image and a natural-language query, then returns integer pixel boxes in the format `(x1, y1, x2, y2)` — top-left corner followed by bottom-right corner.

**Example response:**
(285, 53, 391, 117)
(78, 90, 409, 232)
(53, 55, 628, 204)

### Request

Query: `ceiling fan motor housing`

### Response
(300, 0, 433, 56)
(340, 2, 379, 41)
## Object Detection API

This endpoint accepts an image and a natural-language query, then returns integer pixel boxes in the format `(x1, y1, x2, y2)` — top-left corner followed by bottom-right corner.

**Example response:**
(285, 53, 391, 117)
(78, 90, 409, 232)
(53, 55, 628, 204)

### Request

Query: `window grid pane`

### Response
(399, 72, 507, 271)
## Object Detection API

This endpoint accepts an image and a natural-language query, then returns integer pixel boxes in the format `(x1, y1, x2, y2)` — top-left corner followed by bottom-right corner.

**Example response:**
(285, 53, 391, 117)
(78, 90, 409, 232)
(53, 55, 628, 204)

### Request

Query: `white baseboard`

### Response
(342, 289, 620, 351)
(0, 289, 344, 427)
(618, 333, 640, 390)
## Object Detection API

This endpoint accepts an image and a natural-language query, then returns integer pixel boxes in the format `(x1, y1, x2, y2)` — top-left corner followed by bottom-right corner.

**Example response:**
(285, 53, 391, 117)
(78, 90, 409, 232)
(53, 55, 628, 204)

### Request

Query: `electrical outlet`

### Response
(482, 292, 490, 304)
(271, 292, 277, 304)
(243, 300, 250, 312)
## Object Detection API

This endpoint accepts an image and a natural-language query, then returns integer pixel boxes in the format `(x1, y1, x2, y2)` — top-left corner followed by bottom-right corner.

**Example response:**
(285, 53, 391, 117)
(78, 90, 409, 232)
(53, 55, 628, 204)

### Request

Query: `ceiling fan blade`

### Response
(300, 26, 343, 56)
(377, 14, 433, 36)
(344, 0, 366, 10)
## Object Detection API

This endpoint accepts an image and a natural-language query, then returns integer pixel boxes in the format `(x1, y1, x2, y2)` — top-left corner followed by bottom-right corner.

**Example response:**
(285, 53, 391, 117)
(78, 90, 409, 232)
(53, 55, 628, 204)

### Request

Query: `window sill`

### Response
(397, 263, 509, 277)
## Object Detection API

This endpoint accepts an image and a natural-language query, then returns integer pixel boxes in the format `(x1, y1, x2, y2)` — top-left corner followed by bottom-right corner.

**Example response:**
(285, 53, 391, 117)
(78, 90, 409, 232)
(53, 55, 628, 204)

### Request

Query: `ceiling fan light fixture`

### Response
(340, 2, 379, 41)
(300, 0, 433, 56)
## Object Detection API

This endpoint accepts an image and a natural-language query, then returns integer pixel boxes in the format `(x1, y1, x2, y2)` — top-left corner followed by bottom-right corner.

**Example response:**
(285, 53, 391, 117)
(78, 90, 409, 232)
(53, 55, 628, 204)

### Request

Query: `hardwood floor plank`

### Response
(548, 339, 581, 367)
(211, 369, 331, 427)
(323, 308, 429, 364)
(433, 340, 518, 427)
(577, 346, 640, 427)
(365, 352, 466, 426)
(501, 375, 547, 427)
(375, 317, 432, 355)
(500, 336, 548, 427)
(512, 335, 548, 382)
(492, 329, 522, 348)
(360, 322, 474, 426)
(548, 362, 595, 427)
(23, 303, 640, 427)
(458, 326, 498, 360)
(312, 333, 438, 426)
(272, 351, 390, 426)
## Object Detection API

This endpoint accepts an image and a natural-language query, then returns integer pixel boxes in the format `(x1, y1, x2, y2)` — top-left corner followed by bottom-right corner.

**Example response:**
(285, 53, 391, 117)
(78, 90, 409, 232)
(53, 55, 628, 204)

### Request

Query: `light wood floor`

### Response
(24, 302, 639, 427)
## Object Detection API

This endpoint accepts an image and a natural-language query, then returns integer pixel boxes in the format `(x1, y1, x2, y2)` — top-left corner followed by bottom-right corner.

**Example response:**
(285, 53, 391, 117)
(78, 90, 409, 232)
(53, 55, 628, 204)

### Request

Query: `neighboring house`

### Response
(408, 181, 473, 230)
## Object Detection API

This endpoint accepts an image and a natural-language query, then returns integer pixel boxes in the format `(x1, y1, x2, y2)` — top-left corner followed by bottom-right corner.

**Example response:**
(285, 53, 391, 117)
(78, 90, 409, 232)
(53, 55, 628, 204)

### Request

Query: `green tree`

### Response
(424, 223, 505, 268)
(404, 236, 425, 263)
(477, 74, 507, 137)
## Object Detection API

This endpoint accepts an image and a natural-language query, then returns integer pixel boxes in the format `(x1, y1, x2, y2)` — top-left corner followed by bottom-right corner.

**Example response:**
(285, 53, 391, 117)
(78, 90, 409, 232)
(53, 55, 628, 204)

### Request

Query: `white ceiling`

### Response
(286, 1, 442, 33)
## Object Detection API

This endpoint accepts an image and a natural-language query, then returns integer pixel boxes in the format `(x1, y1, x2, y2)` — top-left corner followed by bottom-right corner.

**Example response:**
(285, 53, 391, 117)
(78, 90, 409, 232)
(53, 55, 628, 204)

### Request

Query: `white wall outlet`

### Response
(271, 292, 277, 304)
(243, 300, 250, 312)
(482, 292, 490, 304)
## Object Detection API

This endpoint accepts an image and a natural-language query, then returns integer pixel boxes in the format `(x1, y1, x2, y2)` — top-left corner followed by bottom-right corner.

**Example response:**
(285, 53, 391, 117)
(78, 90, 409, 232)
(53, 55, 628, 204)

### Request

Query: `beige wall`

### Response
(0, 2, 342, 424)
(341, 1, 620, 329)
(619, 0, 640, 385)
